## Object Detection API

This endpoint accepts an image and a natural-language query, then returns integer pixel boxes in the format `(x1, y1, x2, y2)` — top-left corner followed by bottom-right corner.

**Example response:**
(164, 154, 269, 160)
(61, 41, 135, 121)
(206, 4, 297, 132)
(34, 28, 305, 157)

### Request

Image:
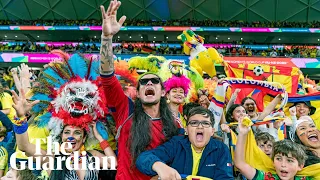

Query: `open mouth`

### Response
(280, 170, 288, 177)
(298, 110, 306, 115)
(196, 132, 204, 141)
(66, 140, 76, 149)
(308, 133, 319, 142)
(145, 88, 155, 96)
(174, 96, 183, 100)
(68, 102, 88, 117)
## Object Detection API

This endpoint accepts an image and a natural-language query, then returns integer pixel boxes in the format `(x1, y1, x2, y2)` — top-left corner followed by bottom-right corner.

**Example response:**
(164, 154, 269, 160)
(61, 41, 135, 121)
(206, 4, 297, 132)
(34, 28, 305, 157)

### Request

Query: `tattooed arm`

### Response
(99, 0, 126, 75)
(100, 37, 114, 75)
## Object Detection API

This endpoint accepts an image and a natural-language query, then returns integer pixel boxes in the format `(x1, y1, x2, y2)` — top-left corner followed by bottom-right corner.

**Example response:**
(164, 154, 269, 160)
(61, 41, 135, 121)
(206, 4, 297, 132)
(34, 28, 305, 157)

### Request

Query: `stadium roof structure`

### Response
(0, 0, 320, 22)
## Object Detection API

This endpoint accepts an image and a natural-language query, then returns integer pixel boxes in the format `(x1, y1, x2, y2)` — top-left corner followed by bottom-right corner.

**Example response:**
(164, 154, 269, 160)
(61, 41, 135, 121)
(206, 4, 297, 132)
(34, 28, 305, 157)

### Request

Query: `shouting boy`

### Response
(136, 106, 233, 179)
(235, 119, 311, 180)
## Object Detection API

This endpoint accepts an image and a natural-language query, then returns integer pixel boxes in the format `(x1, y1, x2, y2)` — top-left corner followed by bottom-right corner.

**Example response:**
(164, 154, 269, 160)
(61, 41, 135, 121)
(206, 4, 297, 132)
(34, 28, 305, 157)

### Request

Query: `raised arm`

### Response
(88, 122, 117, 169)
(226, 89, 240, 112)
(99, 1, 132, 125)
(99, 0, 126, 75)
(11, 90, 47, 159)
(234, 118, 256, 179)
(258, 94, 282, 121)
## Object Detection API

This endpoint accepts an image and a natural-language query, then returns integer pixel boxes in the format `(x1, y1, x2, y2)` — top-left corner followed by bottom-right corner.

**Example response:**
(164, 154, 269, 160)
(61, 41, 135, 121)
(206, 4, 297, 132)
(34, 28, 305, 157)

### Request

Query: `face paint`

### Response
(67, 137, 75, 141)
(299, 132, 305, 137)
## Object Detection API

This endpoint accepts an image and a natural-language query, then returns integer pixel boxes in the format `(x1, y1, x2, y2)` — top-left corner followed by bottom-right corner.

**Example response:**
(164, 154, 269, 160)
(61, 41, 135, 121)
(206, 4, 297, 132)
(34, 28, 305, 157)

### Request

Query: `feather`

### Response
(35, 112, 52, 128)
(186, 66, 204, 90)
(67, 54, 88, 79)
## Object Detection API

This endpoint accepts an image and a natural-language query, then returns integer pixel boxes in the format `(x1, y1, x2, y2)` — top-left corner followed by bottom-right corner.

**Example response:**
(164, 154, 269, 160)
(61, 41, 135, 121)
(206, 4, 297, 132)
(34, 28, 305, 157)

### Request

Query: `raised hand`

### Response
(100, 0, 126, 37)
(11, 89, 39, 118)
(18, 63, 31, 94)
(237, 118, 251, 135)
(221, 124, 231, 133)
(289, 106, 297, 117)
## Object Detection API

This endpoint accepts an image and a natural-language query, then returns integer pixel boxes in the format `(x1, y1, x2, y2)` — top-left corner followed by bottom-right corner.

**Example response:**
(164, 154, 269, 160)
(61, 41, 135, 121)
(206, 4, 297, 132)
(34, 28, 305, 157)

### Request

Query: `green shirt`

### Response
(253, 169, 312, 180)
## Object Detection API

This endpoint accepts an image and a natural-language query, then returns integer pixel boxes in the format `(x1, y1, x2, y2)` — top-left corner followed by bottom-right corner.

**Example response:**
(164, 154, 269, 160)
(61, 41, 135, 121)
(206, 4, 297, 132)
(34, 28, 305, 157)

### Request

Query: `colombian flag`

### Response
(225, 62, 300, 95)
(225, 62, 300, 112)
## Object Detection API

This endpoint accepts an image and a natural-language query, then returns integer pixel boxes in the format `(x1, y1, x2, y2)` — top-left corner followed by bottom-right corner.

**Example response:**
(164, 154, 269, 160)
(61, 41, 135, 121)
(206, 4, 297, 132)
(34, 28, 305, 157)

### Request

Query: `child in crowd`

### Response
(235, 119, 311, 180)
(136, 106, 233, 179)
(255, 132, 275, 158)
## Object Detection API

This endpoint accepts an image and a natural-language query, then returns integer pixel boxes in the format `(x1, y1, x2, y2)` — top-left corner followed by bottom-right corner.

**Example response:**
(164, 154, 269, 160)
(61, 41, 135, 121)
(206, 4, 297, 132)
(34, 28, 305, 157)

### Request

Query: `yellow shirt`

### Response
(0, 146, 8, 175)
(15, 125, 49, 159)
(0, 92, 16, 121)
(191, 145, 204, 176)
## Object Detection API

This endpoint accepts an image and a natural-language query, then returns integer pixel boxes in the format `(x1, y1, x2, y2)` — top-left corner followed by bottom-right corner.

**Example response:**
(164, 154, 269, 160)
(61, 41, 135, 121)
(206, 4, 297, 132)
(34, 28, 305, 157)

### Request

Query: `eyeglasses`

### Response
(139, 78, 160, 85)
(187, 120, 212, 128)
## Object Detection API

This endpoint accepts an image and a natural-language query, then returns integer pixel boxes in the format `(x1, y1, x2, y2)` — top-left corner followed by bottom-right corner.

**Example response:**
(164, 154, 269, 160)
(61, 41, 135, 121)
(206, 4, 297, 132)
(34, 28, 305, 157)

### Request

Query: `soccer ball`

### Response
(253, 66, 264, 76)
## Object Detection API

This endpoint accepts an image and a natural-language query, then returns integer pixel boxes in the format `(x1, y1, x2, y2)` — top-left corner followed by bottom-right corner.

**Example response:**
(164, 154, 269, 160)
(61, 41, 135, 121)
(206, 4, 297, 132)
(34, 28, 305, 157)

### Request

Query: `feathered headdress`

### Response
(114, 60, 139, 100)
(30, 50, 107, 145)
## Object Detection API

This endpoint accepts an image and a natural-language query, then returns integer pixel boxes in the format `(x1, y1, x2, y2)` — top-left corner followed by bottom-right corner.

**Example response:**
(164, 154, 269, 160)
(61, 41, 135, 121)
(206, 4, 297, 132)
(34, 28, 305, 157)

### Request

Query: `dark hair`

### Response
(129, 97, 179, 166)
(0, 126, 6, 138)
(294, 132, 320, 166)
(255, 132, 275, 144)
(182, 102, 200, 117)
(186, 106, 215, 126)
(241, 97, 256, 106)
(272, 140, 307, 166)
(226, 104, 245, 123)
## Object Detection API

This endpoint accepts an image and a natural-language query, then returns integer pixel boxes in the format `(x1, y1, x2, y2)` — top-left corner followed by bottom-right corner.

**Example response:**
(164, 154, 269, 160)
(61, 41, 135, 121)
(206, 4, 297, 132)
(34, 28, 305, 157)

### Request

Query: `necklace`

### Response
(144, 112, 161, 120)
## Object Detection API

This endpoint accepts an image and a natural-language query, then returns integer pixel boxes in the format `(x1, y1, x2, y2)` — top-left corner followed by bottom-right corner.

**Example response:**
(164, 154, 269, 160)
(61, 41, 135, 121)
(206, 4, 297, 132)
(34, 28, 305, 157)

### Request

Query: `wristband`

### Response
(13, 116, 27, 126)
(13, 121, 28, 134)
(99, 140, 110, 151)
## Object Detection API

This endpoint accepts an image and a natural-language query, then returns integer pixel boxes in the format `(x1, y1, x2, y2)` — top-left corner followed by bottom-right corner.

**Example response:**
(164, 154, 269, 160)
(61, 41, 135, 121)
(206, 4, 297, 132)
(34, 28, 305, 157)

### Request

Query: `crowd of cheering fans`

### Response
(0, 1, 319, 180)
(1, 19, 320, 28)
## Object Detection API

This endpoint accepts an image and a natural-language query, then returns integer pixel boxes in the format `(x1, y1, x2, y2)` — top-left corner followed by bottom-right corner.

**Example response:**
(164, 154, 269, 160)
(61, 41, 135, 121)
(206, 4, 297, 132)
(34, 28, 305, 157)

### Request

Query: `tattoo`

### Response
(299, 132, 305, 136)
(100, 37, 114, 75)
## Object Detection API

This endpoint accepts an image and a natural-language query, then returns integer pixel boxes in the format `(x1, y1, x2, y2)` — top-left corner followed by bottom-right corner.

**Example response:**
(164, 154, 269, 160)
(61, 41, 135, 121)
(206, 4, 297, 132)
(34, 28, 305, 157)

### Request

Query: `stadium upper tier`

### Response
(1, 19, 320, 28)
(1, 41, 320, 58)
(1, 25, 320, 33)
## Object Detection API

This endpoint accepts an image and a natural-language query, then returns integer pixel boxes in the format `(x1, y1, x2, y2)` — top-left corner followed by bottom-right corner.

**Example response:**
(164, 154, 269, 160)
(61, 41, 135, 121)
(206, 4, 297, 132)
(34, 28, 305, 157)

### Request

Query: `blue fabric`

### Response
(96, 121, 109, 140)
(0, 111, 12, 131)
(13, 122, 28, 134)
(136, 136, 234, 179)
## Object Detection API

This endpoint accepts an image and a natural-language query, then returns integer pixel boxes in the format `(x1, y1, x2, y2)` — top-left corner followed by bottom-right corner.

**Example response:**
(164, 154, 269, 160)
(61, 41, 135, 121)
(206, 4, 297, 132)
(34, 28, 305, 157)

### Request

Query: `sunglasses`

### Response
(139, 78, 160, 85)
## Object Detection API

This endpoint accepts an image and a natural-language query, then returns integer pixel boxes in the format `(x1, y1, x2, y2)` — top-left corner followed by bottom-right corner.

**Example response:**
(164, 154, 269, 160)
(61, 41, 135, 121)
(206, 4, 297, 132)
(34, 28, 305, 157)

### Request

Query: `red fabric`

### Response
(101, 75, 165, 180)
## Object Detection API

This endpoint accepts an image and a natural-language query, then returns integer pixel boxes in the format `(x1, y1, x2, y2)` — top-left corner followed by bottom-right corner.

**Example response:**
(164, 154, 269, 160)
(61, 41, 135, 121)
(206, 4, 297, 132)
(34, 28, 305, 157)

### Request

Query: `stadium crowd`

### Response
(0, 1, 320, 180)
(2, 41, 320, 58)
(1, 19, 320, 28)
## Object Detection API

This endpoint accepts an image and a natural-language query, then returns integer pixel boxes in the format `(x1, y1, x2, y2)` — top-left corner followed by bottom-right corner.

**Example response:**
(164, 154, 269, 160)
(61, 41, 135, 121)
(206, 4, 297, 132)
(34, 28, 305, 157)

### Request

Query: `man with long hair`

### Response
(99, 1, 179, 179)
